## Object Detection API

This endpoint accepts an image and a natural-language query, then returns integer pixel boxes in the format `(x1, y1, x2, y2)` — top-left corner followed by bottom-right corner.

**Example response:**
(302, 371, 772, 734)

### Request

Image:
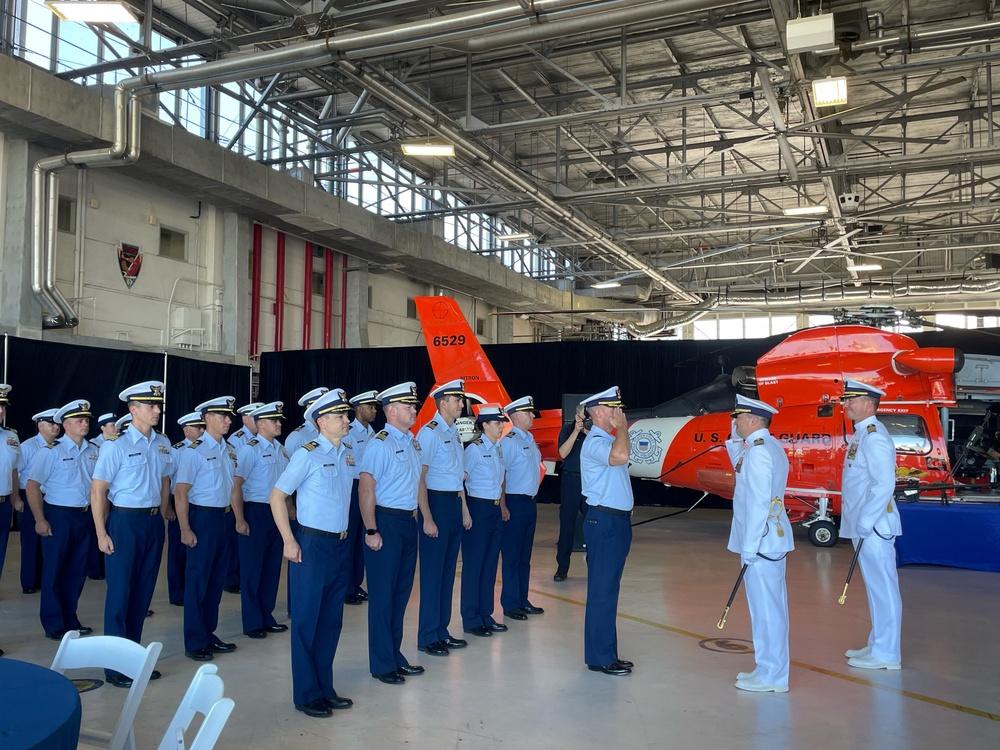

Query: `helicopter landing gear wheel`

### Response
(808, 520, 838, 547)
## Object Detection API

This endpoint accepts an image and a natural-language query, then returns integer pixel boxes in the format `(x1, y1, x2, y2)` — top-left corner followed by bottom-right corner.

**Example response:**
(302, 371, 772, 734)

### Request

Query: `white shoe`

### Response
(847, 655, 901, 670)
(737, 671, 757, 681)
(735, 676, 788, 693)
(845, 644, 872, 659)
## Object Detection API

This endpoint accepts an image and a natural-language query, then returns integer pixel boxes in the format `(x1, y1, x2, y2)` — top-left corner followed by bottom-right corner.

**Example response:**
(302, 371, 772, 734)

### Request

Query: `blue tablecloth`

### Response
(0, 658, 82, 749)
(895, 502, 1000, 572)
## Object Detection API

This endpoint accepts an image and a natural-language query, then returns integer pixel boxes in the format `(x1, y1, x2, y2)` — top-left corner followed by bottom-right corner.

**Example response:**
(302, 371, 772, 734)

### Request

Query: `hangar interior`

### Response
(0, 0, 999, 748)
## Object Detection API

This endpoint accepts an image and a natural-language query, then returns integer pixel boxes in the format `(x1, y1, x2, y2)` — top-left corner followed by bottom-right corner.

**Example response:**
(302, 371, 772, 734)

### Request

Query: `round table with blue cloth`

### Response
(0, 658, 82, 749)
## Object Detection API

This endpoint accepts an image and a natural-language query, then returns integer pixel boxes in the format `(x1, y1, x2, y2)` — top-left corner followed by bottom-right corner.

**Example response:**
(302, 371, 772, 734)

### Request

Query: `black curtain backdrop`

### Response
(164, 355, 251, 444)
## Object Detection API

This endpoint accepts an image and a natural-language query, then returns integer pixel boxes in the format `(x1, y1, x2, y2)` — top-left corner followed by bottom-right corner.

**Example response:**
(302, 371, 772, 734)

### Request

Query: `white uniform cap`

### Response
(475, 406, 508, 424)
(177, 411, 206, 427)
(297, 387, 329, 407)
(96, 413, 117, 426)
(349, 390, 380, 407)
(118, 381, 165, 403)
(305, 389, 350, 423)
(114, 415, 132, 431)
(430, 379, 465, 400)
(580, 386, 624, 409)
(54, 400, 92, 424)
(237, 402, 265, 416)
(504, 396, 536, 414)
(731, 393, 779, 419)
(377, 382, 420, 406)
(841, 378, 887, 400)
(31, 408, 59, 423)
(195, 396, 236, 415)
(0, 384, 11, 404)
(251, 401, 285, 420)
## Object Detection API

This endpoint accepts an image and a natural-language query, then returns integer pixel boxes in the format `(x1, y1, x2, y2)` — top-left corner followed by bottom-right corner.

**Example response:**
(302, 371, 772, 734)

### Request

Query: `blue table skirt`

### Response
(895, 502, 1000, 572)
(0, 658, 82, 750)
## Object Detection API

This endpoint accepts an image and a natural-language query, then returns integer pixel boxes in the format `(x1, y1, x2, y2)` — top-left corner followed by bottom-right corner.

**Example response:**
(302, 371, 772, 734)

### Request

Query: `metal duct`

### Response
(717, 277, 1000, 307)
(816, 19, 1000, 56)
(624, 302, 714, 338)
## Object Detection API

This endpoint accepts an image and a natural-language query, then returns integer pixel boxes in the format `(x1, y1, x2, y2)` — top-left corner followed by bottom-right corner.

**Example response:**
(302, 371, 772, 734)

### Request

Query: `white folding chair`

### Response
(50, 630, 162, 750)
(156, 664, 235, 750)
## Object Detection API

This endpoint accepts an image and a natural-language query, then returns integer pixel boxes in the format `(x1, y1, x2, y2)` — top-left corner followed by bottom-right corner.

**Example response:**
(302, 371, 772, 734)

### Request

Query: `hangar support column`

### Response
(0, 137, 40, 335)
(344, 260, 369, 348)
(221, 210, 251, 362)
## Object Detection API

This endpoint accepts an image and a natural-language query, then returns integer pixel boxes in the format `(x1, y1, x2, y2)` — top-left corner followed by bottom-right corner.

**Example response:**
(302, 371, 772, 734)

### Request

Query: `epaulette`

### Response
(44, 442, 56, 449)
(426, 420, 438, 430)
(303, 441, 319, 451)
(293, 425, 304, 432)
(472, 437, 484, 446)
(375, 431, 388, 441)
(235, 429, 245, 438)
(106, 434, 120, 442)
(247, 438, 259, 447)
(188, 439, 203, 448)
(172, 440, 186, 449)
(8, 427, 17, 433)
(343, 440, 352, 450)
(867, 424, 877, 433)
(753, 438, 764, 446)
(504, 431, 516, 439)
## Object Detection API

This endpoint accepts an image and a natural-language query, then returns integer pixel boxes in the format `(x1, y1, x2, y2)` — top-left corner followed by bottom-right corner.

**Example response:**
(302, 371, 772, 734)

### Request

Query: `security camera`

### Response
(839, 192, 861, 213)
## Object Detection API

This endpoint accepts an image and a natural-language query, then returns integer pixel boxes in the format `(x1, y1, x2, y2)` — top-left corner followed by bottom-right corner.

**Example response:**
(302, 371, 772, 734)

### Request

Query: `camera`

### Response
(583, 417, 593, 430)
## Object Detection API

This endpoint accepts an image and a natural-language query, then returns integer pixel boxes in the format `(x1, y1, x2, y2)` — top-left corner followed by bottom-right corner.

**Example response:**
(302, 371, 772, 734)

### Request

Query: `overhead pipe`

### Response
(717, 277, 1000, 307)
(815, 19, 1000, 57)
(302, 242, 313, 349)
(340, 252, 348, 348)
(274, 232, 286, 352)
(250, 223, 263, 358)
(624, 301, 714, 338)
(323, 247, 334, 348)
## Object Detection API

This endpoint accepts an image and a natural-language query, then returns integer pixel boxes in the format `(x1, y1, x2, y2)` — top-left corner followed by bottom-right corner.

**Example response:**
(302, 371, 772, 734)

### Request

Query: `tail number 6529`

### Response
(433, 335, 466, 346)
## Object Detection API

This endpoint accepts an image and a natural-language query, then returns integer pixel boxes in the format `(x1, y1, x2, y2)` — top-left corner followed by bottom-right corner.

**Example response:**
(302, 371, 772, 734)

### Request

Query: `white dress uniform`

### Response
(726, 395, 793, 691)
(840, 379, 902, 668)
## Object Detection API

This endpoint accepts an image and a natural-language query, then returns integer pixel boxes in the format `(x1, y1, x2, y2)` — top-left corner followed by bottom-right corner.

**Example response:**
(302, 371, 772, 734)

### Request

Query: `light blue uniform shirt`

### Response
(93, 424, 172, 508)
(227, 428, 255, 451)
(175, 433, 237, 508)
(28, 435, 98, 507)
(347, 419, 375, 481)
(359, 423, 421, 511)
(580, 425, 634, 511)
(417, 412, 464, 492)
(236, 436, 289, 503)
(284, 422, 318, 456)
(500, 427, 541, 496)
(17, 433, 46, 491)
(463, 437, 504, 500)
(169, 438, 191, 491)
(274, 434, 352, 533)
(1, 428, 23, 495)
(92, 435, 106, 447)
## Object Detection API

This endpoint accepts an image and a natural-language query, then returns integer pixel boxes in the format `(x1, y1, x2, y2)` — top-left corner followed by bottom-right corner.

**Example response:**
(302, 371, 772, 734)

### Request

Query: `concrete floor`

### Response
(1, 506, 998, 749)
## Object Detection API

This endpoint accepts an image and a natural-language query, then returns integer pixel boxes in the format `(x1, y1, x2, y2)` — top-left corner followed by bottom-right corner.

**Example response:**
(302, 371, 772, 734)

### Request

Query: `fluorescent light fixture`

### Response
(846, 263, 882, 272)
(46, 1, 138, 23)
(783, 205, 829, 216)
(401, 142, 455, 157)
(812, 76, 848, 107)
(591, 281, 622, 289)
(499, 232, 533, 241)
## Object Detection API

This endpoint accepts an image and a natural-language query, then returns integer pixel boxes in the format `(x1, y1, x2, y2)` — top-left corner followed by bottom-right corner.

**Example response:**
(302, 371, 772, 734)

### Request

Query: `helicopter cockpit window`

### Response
(879, 414, 932, 454)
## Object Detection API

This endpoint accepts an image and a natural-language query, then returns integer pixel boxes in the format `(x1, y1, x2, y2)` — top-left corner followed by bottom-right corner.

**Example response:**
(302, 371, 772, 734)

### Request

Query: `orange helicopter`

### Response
(415, 296, 1000, 546)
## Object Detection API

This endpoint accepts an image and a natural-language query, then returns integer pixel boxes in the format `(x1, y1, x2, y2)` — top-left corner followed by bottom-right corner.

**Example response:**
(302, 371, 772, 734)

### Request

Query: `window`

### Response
(312, 244, 325, 258)
(368, 286, 373, 309)
(159, 227, 187, 260)
(476, 318, 485, 336)
(406, 297, 416, 319)
(57, 196, 76, 234)
(879, 414, 931, 454)
(311, 271, 325, 295)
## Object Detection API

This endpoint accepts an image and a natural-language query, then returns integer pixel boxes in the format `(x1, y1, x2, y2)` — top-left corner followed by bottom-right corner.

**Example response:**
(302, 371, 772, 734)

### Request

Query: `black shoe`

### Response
(617, 659, 634, 669)
(150, 670, 161, 680)
(224, 585, 241, 594)
(265, 624, 288, 633)
(209, 641, 237, 653)
(170, 600, 184, 607)
(487, 622, 508, 633)
(76, 626, 93, 636)
(106, 672, 134, 688)
(22, 587, 37, 594)
(442, 637, 467, 649)
(323, 695, 353, 710)
(185, 648, 213, 662)
(464, 626, 492, 637)
(344, 594, 363, 605)
(372, 671, 405, 685)
(145, 609, 154, 617)
(588, 663, 631, 676)
(523, 604, 544, 615)
(356, 589, 368, 601)
(417, 642, 449, 656)
(553, 570, 567, 582)
(504, 609, 528, 621)
(245, 629, 267, 639)
(396, 664, 425, 676)
(45, 629, 67, 641)
(294, 699, 332, 718)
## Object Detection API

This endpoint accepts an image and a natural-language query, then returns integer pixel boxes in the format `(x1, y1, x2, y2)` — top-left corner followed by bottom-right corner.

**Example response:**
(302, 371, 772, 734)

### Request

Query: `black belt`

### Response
(190, 504, 231, 513)
(298, 524, 348, 540)
(45, 502, 90, 513)
(427, 489, 461, 499)
(467, 496, 500, 506)
(111, 505, 159, 516)
(505, 493, 536, 501)
(376, 506, 416, 517)
(590, 504, 632, 518)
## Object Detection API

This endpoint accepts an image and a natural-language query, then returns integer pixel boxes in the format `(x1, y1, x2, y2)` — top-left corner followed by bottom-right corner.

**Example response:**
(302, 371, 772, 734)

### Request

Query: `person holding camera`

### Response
(554, 404, 588, 581)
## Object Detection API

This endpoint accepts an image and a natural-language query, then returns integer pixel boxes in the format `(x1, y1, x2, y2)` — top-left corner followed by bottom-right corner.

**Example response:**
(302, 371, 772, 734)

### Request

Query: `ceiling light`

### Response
(591, 281, 622, 289)
(46, 1, 138, 23)
(499, 232, 532, 241)
(846, 263, 882, 272)
(812, 76, 848, 107)
(783, 205, 830, 216)
(401, 141, 455, 157)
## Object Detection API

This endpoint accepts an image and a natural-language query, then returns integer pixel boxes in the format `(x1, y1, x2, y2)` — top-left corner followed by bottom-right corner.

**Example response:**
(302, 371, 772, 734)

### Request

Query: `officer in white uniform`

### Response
(345, 390, 379, 605)
(92, 413, 118, 446)
(228, 403, 264, 451)
(726, 394, 793, 693)
(840, 378, 903, 670)
(16, 408, 58, 594)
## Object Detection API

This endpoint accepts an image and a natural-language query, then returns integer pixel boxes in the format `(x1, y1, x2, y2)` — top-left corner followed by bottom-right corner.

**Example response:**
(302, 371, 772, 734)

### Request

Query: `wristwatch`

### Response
(366, 528, 379, 536)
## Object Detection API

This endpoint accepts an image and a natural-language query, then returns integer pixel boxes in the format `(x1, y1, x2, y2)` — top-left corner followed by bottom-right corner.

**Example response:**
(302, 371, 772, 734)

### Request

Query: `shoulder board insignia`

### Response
(867, 424, 877, 433)
(247, 438, 259, 447)
(343, 440, 352, 450)
(188, 439, 203, 448)
(375, 431, 389, 441)
(44, 442, 56, 449)
(303, 441, 319, 452)
(235, 429, 245, 438)
(504, 431, 516, 439)
(427, 420, 438, 430)
(172, 440, 186, 449)
(472, 437, 483, 446)
(293, 425, 304, 432)
(106, 434, 120, 442)
(753, 438, 764, 446)
(9, 427, 17, 433)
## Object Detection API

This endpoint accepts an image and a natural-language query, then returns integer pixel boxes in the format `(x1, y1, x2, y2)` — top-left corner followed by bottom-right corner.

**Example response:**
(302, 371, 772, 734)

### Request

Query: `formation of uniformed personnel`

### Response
(91, 380, 171, 688)
(840, 378, 903, 670)
(284, 388, 329, 455)
(92, 413, 118, 446)
(460, 406, 508, 637)
(228, 403, 264, 450)
(415, 379, 469, 656)
(174, 397, 239, 662)
(359, 382, 425, 685)
(726, 394, 793, 693)
(345, 390, 379, 605)
(269, 389, 355, 718)
(25, 400, 99, 639)
(166, 412, 206, 606)
(0, 385, 23, 589)
(233, 401, 290, 639)
(499, 396, 544, 620)
(18, 409, 59, 595)
(579, 386, 635, 676)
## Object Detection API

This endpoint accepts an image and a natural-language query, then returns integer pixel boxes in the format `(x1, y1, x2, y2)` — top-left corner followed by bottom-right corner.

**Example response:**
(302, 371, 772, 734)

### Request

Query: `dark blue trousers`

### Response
(39, 504, 93, 635)
(289, 529, 351, 706)
(18, 491, 43, 590)
(366, 508, 417, 675)
(103, 507, 164, 652)
(166, 512, 186, 604)
(583, 509, 632, 666)
(184, 506, 229, 652)
(417, 491, 462, 646)
(461, 499, 502, 629)
(0, 497, 11, 585)
(84, 530, 104, 579)
(239, 502, 283, 633)
(556, 473, 587, 573)
(224, 508, 240, 589)
(346, 480, 366, 595)
(500, 494, 538, 612)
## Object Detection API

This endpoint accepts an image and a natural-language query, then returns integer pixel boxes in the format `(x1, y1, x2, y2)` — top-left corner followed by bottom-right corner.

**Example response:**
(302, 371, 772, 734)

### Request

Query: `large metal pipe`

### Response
(323, 246, 333, 349)
(816, 19, 1000, 57)
(302, 241, 313, 350)
(250, 223, 263, 358)
(717, 277, 1000, 307)
(275, 232, 286, 352)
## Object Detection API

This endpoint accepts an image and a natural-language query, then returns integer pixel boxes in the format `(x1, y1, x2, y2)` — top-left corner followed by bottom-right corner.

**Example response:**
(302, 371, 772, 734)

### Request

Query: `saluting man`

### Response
(345, 390, 380, 605)
(175, 397, 239, 662)
(461, 406, 508, 637)
(16, 408, 59, 594)
(233, 401, 290, 639)
(92, 413, 118, 446)
(269, 389, 355, 719)
(416, 379, 470, 656)
(166, 412, 206, 606)
(91, 381, 172, 688)
(840, 378, 903, 670)
(0, 386, 24, 589)
(499, 396, 544, 621)
(579, 387, 635, 677)
(26, 400, 100, 640)
(228, 403, 264, 451)
(359, 382, 426, 685)
(726, 394, 793, 693)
